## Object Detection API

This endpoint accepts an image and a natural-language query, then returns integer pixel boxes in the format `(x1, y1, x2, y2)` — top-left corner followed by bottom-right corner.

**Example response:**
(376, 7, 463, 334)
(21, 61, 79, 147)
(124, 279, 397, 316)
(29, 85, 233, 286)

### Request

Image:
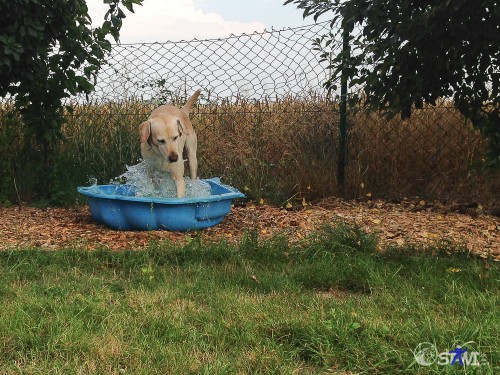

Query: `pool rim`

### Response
(77, 177, 245, 205)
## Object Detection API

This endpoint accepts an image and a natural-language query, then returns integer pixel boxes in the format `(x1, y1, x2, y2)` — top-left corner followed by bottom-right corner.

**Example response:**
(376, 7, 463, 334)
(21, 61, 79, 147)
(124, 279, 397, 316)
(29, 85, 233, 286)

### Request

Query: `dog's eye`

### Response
(173, 136, 179, 141)
(157, 139, 166, 144)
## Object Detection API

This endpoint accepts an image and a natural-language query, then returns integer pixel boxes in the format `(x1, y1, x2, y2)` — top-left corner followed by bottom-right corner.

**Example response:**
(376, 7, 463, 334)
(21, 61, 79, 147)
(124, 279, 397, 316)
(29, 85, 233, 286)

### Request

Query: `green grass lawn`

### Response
(0, 225, 498, 374)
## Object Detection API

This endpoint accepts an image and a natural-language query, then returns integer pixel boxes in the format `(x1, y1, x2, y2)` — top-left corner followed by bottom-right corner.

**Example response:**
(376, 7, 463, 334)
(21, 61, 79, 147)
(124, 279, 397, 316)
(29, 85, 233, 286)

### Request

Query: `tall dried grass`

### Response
(192, 97, 498, 203)
(0, 96, 498, 205)
(193, 96, 340, 201)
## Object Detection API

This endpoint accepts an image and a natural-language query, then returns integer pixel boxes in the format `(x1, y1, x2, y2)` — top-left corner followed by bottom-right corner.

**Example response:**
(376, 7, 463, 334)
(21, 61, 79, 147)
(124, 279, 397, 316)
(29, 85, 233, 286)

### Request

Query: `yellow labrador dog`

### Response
(139, 89, 201, 198)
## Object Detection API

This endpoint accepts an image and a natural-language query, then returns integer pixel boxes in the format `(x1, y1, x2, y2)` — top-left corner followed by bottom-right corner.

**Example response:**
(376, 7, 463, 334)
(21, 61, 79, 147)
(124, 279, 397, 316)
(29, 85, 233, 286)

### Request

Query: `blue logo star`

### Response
(449, 347, 468, 366)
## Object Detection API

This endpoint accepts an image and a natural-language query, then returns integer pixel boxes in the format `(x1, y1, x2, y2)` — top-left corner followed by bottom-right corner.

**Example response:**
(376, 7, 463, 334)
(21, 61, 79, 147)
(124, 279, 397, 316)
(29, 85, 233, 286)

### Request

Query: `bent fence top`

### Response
(89, 21, 338, 104)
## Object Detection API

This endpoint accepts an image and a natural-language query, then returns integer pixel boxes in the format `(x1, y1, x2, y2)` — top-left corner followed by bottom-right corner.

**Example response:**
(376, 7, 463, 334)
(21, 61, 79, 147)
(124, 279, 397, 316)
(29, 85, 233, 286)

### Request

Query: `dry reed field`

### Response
(192, 97, 499, 204)
(0, 97, 499, 205)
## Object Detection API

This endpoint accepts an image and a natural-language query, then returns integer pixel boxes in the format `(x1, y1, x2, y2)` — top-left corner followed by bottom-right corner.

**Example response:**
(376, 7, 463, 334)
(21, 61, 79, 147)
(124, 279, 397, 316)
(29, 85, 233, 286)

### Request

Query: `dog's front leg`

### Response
(186, 133, 198, 180)
(170, 162, 186, 198)
(188, 153, 198, 180)
(173, 175, 186, 198)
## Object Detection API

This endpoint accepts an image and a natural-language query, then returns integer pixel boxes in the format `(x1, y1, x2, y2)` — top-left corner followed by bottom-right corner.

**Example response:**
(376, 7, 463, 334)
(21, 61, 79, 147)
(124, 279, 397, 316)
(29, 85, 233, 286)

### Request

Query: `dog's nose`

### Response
(168, 154, 179, 163)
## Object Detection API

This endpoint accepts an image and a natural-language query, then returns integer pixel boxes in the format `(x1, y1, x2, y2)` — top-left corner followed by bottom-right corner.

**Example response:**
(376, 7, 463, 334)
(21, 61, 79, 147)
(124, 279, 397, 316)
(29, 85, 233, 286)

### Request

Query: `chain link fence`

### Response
(1, 20, 498, 204)
(90, 21, 337, 102)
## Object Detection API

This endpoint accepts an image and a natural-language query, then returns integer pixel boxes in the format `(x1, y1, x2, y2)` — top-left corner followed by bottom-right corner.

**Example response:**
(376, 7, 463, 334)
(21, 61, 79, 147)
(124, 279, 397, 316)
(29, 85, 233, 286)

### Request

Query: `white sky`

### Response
(87, 0, 318, 43)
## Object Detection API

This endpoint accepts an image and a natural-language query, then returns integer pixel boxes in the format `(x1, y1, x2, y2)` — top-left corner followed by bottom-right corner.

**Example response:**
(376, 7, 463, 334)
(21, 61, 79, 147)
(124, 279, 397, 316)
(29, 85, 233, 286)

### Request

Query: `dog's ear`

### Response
(177, 118, 190, 136)
(139, 120, 151, 144)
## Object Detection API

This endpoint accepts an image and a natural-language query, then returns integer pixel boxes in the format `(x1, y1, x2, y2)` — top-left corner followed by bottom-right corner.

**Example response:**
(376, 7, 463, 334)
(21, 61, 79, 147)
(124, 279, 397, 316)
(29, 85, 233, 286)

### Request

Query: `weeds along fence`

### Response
(0, 21, 498, 205)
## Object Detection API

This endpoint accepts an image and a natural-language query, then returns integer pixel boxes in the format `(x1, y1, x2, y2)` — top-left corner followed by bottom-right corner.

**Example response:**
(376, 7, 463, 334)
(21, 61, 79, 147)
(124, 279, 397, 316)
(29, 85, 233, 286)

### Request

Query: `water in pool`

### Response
(89, 160, 212, 198)
(119, 160, 212, 198)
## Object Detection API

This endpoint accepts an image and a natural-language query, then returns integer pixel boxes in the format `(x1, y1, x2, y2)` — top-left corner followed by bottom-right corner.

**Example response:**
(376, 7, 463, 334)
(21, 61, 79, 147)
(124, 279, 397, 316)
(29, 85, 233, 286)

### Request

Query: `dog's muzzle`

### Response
(168, 154, 179, 163)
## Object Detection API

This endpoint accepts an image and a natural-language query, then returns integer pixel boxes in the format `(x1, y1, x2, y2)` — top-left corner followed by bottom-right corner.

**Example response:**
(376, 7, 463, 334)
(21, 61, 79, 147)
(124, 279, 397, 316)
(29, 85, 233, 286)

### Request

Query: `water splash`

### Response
(118, 160, 211, 198)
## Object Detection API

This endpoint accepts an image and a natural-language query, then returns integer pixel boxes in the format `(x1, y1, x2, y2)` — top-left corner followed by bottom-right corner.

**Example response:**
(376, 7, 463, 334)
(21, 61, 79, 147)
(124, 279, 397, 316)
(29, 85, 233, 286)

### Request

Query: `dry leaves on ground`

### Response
(0, 198, 498, 260)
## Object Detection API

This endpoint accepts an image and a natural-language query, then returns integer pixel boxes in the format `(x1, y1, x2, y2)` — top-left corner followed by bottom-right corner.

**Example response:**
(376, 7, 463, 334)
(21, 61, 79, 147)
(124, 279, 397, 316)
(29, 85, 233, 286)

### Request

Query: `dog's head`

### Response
(139, 114, 187, 163)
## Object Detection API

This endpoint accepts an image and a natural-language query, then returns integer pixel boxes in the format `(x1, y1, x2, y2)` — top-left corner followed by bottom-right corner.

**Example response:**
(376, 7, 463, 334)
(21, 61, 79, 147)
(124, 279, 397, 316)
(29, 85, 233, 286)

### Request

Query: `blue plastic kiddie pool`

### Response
(77, 178, 244, 231)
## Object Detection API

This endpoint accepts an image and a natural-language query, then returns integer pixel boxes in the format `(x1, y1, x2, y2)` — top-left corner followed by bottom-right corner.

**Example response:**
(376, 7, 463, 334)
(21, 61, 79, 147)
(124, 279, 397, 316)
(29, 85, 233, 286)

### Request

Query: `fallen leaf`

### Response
(482, 230, 492, 238)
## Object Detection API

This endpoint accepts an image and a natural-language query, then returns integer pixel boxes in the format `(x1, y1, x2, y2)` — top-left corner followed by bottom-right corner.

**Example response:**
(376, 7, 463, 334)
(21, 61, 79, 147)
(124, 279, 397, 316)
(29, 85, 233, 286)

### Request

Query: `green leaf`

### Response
(123, 1, 135, 13)
(349, 322, 362, 331)
(111, 14, 121, 28)
(117, 8, 126, 19)
(75, 76, 94, 93)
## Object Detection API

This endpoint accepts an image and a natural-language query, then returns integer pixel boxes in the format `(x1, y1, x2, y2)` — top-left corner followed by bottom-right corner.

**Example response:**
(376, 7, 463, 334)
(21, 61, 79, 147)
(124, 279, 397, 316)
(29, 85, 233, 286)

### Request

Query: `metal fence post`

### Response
(338, 23, 350, 192)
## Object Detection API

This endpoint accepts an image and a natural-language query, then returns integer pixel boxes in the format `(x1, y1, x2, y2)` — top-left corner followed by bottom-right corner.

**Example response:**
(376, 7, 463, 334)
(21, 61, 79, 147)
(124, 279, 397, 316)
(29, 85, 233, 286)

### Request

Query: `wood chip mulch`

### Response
(0, 199, 498, 261)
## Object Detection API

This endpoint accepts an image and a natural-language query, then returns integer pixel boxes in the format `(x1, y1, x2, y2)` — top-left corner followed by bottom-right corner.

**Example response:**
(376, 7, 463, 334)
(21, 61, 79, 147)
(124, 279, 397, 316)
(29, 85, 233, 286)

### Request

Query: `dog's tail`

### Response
(182, 89, 201, 114)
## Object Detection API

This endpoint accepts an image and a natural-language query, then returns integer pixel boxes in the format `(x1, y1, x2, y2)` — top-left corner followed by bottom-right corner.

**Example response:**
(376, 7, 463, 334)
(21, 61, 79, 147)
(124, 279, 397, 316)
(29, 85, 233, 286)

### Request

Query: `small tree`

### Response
(0, 0, 142, 200)
(285, 0, 500, 163)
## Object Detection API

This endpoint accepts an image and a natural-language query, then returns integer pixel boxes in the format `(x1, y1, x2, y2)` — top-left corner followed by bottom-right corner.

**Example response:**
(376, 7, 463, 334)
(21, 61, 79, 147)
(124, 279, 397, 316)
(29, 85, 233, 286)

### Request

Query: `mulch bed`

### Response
(0, 199, 498, 260)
